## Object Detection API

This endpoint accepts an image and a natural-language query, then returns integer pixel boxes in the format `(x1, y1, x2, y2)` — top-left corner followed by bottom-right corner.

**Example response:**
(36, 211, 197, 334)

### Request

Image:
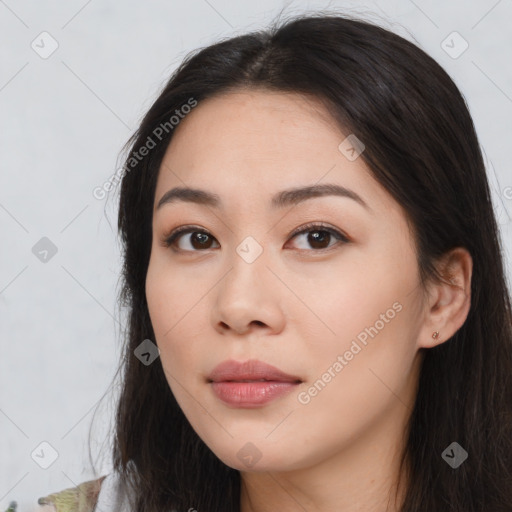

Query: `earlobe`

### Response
(418, 247, 473, 349)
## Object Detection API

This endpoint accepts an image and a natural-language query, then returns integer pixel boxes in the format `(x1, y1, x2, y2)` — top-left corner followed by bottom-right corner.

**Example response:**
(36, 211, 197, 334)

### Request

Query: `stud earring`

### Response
(432, 331, 440, 340)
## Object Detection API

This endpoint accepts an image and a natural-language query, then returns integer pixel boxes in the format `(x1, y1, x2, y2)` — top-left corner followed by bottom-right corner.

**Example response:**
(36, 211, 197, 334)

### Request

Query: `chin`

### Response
(203, 438, 304, 473)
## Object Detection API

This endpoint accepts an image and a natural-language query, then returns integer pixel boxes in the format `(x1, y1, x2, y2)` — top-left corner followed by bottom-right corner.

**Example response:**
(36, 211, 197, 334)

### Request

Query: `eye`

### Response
(161, 226, 220, 252)
(160, 222, 349, 253)
(286, 222, 350, 251)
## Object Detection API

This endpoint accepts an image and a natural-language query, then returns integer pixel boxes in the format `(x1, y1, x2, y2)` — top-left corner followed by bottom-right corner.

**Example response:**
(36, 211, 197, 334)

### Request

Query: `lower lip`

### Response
(210, 381, 300, 407)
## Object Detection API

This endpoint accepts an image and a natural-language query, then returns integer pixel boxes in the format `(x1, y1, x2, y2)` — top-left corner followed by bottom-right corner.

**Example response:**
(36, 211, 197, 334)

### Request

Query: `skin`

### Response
(145, 89, 472, 512)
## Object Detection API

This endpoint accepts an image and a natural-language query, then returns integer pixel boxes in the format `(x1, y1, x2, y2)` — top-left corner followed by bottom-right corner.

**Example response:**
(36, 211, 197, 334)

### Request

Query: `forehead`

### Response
(154, 89, 392, 214)
(166, 89, 340, 153)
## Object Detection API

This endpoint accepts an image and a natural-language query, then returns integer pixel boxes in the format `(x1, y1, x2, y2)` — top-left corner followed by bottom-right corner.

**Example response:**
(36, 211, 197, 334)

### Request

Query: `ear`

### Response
(418, 247, 473, 349)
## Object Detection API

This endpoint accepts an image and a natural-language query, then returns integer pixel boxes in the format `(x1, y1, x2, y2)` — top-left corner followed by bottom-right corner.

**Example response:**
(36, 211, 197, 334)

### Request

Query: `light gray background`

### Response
(1, 0, 511, 510)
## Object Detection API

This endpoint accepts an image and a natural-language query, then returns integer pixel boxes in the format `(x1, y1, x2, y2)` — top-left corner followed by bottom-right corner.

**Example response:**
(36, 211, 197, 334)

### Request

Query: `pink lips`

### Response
(208, 359, 302, 408)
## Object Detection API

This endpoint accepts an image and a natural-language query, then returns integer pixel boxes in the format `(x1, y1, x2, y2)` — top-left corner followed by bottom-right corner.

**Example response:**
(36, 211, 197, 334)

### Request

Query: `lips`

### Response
(208, 359, 302, 383)
(208, 359, 302, 408)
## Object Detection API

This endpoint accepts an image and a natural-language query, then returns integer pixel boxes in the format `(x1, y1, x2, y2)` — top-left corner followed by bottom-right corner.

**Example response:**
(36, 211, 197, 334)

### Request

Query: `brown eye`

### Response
(288, 223, 349, 251)
(304, 230, 332, 249)
(163, 228, 220, 251)
(187, 232, 216, 250)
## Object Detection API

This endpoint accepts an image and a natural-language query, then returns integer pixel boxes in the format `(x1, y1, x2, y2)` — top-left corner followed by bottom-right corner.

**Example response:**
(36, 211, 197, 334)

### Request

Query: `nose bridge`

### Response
(235, 232, 266, 266)
(223, 232, 268, 296)
(224, 207, 270, 272)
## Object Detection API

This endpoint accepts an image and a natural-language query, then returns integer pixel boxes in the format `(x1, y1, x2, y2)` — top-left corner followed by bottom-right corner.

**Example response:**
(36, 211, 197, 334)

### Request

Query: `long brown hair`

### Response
(94, 12, 512, 512)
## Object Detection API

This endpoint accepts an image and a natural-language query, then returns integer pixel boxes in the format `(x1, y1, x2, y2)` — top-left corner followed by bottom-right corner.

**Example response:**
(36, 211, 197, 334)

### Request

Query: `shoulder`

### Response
(36, 474, 107, 512)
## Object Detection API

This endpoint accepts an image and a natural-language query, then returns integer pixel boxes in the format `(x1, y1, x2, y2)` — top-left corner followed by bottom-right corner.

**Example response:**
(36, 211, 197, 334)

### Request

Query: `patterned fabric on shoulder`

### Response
(36, 475, 106, 512)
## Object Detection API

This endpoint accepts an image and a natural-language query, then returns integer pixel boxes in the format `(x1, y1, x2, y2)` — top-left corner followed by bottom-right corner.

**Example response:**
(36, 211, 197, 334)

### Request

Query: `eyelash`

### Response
(160, 222, 350, 253)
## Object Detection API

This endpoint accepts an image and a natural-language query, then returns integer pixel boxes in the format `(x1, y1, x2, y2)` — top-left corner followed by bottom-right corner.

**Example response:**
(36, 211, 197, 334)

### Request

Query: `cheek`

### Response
(145, 250, 188, 332)
(292, 290, 422, 453)
(145, 255, 208, 375)
(304, 248, 417, 341)
(302, 285, 416, 391)
(295, 236, 423, 387)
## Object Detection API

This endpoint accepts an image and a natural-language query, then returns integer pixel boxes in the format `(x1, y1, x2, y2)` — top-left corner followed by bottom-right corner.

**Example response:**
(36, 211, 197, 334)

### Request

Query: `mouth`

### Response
(207, 359, 303, 408)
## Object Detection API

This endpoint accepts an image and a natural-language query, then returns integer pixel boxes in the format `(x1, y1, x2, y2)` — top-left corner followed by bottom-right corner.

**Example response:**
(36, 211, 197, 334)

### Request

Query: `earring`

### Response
(432, 331, 440, 340)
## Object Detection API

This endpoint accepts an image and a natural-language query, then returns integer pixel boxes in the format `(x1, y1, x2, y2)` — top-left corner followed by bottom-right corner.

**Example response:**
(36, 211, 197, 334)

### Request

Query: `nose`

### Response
(210, 251, 286, 337)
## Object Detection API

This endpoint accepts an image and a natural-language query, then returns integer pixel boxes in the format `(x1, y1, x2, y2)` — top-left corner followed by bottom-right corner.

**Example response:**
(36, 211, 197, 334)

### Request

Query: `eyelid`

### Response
(288, 222, 349, 241)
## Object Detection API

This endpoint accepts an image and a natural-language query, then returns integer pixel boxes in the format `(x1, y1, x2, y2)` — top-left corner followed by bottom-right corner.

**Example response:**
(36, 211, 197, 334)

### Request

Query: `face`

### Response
(145, 89, 427, 472)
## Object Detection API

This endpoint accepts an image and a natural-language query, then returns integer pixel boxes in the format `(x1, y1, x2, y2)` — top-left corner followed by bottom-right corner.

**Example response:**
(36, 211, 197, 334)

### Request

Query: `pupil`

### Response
(309, 230, 329, 248)
(193, 232, 210, 248)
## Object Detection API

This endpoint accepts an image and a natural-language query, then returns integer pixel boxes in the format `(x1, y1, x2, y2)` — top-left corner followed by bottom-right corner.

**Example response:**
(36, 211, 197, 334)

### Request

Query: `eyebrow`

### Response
(156, 183, 372, 212)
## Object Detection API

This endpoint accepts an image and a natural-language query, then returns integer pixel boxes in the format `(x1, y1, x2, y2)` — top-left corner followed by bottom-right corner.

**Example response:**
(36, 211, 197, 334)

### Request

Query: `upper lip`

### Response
(208, 359, 302, 383)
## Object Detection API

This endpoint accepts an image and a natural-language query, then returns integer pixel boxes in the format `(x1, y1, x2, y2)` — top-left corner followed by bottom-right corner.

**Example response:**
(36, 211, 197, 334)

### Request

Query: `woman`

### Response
(35, 12, 512, 512)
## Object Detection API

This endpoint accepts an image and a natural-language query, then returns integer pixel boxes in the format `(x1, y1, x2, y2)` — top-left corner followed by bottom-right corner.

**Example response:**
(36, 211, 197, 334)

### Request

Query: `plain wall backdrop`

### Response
(1, 0, 511, 509)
